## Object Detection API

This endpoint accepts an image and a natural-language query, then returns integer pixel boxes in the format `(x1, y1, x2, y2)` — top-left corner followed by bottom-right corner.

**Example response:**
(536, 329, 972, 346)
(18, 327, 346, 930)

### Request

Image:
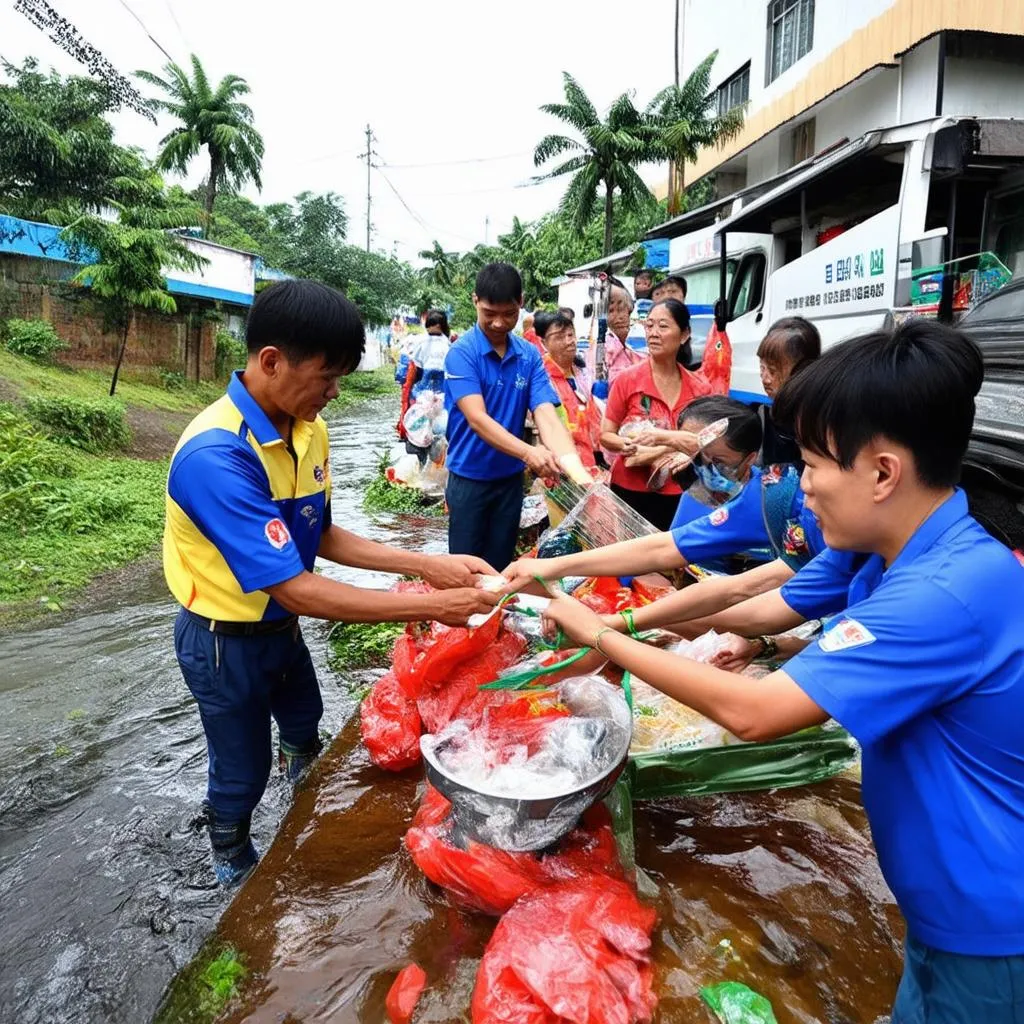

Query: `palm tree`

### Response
(534, 74, 656, 256)
(136, 55, 264, 234)
(646, 52, 745, 215)
(417, 240, 458, 289)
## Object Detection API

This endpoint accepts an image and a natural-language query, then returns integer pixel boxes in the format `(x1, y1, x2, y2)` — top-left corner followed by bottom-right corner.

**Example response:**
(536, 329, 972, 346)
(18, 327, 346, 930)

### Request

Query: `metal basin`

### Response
(420, 677, 632, 852)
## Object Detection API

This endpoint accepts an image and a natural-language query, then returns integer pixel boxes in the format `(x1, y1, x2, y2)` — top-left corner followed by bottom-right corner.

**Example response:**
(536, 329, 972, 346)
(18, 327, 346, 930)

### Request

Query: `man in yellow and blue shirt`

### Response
(164, 280, 497, 885)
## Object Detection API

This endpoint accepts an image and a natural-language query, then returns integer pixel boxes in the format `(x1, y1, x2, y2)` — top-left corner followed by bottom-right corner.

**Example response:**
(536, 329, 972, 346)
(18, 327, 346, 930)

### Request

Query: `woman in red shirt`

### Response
(537, 311, 602, 470)
(602, 299, 731, 530)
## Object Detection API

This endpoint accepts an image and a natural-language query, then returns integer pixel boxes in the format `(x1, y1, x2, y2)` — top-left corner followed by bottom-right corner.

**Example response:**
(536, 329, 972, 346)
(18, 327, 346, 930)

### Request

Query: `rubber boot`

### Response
(203, 802, 258, 887)
(278, 735, 324, 784)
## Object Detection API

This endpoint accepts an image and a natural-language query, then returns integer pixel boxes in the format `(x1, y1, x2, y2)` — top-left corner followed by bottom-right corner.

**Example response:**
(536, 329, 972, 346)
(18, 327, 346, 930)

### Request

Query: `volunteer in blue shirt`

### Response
(444, 262, 591, 569)
(502, 403, 824, 589)
(164, 280, 497, 886)
(541, 319, 1024, 1023)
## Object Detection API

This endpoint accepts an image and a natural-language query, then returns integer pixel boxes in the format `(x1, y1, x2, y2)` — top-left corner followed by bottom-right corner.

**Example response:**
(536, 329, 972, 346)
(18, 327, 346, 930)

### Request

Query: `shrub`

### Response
(4, 318, 67, 362)
(215, 328, 247, 379)
(160, 370, 187, 390)
(26, 395, 131, 452)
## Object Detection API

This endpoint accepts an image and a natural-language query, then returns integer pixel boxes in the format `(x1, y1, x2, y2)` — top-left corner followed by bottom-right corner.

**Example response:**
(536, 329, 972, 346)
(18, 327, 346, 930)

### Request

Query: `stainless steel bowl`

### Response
(419, 677, 632, 853)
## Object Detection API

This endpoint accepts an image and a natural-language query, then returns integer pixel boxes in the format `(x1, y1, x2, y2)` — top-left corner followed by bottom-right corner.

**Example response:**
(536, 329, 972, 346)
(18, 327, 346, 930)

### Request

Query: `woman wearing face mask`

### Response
(756, 316, 821, 466)
(536, 312, 602, 471)
(600, 299, 731, 531)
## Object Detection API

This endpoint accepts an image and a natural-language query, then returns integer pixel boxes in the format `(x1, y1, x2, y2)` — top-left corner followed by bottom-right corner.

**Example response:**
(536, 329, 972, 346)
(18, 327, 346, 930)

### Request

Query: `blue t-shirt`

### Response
(444, 325, 560, 481)
(669, 465, 825, 566)
(781, 490, 1024, 956)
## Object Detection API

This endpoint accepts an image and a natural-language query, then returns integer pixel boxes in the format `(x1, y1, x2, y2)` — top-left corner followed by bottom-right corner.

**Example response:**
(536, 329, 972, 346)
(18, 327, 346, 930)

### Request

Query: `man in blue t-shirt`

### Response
(444, 263, 589, 569)
(542, 319, 1024, 1022)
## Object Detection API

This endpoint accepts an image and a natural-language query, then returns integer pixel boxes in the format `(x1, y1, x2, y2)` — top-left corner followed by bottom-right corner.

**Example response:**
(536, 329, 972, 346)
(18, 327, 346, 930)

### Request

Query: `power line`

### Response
(162, 0, 191, 53)
(113, 0, 176, 63)
(373, 165, 484, 248)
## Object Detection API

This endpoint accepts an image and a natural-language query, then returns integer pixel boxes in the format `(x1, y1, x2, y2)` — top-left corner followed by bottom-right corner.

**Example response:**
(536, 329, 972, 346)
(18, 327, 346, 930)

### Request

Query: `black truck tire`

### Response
(967, 486, 1024, 552)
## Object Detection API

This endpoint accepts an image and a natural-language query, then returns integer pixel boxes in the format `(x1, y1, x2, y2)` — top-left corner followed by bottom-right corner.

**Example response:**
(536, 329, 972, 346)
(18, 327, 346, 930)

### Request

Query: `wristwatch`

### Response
(752, 635, 779, 660)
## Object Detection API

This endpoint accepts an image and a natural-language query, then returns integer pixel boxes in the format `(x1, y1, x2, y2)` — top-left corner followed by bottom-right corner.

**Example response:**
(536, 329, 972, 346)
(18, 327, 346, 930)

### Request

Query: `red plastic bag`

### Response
(406, 787, 623, 916)
(360, 671, 423, 771)
(471, 877, 657, 1024)
(414, 608, 505, 695)
(386, 963, 427, 1024)
(575, 577, 633, 615)
(480, 691, 572, 757)
(393, 632, 422, 700)
(700, 323, 732, 396)
(417, 629, 528, 735)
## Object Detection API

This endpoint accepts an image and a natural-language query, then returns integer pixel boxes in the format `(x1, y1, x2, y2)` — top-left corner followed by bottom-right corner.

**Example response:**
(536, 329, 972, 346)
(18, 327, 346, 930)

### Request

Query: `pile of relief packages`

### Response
(360, 484, 857, 1024)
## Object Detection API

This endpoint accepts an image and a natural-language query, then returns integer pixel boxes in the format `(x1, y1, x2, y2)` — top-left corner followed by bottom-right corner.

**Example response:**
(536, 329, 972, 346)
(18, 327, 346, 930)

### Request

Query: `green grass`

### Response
(0, 348, 223, 412)
(325, 365, 399, 416)
(363, 472, 445, 517)
(326, 620, 405, 671)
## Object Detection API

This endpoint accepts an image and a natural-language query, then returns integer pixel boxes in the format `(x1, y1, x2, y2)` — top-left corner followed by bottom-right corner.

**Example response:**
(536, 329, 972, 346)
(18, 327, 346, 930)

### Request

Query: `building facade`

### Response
(682, 0, 1024, 192)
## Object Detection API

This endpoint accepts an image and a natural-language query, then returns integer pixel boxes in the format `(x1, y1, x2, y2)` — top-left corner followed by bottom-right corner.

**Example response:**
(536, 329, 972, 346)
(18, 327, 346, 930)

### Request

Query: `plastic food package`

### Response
(424, 678, 630, 799)
(360, 671, 423, 771)
(386, 963, 427, 1024)
(403, 391, 447, 448)
(388, 452, 423, 486)
(470, 876, 657, 1024)
(629, 677, 738, 755)
(554, 482, 662, 550)
(700, 981, 778, 1024)
(405, 785, 624, 916)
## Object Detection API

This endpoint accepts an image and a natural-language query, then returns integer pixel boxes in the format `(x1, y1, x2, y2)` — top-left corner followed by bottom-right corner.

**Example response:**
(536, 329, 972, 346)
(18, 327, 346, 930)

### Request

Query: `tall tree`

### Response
(533, 74, 656, 256)
(417, 240, 458, 289)
(646, 52, 745, 215)
(0, 58, 143, 219)
(62, 194, 207, 395)
(136, 55, 264, 234)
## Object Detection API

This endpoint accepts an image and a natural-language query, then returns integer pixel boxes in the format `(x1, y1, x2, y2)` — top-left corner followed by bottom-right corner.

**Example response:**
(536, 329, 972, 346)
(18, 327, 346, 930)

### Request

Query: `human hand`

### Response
(499, 557, 551, 594)
(633, 427, 670, 447)
(670, 429, 701, 455)
(420, 553, 498, 590)
(436, 587, 501, 627)
(524, 444, 562, 479)
(710, 634, 760, 673)
(541, 592, 608, 648)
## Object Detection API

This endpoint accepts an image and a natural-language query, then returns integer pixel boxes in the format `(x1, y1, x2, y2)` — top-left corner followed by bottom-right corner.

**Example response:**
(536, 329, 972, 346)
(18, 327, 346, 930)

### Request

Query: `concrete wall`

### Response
(1, 254, 217, 380)
(944, 55, 1024, 118)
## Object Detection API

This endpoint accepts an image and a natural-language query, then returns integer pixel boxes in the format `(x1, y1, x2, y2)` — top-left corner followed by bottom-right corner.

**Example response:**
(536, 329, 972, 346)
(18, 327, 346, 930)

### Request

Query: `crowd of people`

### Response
(161, 260, 1024, 1024)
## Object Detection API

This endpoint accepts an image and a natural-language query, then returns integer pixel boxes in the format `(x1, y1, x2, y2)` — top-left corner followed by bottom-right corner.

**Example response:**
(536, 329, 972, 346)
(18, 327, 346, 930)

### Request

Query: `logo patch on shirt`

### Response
(709, 507, 729, 526)
(313, 465, 324, 484)
(264, 518, 292, 550)
(514, 374, 528, 390)
(763, 464, 783, 486)
(819, 618, 876, 652)
(300, 504, 319, 528)
(783, 519, 808, 556)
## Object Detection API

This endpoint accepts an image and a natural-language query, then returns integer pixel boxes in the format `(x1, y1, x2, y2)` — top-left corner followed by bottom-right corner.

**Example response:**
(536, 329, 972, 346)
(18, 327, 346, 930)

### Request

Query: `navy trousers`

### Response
(446, 470, 524, 571)
(174, 608, 323, 823)
(892, 934, 1024, 1023)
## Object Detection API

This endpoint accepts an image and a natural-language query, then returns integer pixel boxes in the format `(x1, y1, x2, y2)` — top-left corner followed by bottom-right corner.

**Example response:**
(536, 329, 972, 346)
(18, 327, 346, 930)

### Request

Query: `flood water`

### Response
(0, 397, 903, 1024)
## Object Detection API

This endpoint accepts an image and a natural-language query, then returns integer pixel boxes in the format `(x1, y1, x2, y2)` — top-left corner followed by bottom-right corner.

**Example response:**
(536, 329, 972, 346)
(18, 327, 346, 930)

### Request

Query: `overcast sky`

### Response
(2, 0, 677, 264)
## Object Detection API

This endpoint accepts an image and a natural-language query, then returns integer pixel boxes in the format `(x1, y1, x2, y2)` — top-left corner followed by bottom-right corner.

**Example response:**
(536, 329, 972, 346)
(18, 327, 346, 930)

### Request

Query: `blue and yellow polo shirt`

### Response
(163, 372, 332, 622)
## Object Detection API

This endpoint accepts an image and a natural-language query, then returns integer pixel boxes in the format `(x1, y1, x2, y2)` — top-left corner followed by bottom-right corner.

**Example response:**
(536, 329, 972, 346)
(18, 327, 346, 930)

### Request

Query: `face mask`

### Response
(694, 460, 744, 498)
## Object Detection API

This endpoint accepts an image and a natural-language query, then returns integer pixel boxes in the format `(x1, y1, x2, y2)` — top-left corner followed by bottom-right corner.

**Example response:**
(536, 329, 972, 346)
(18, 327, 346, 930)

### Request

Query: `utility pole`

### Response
(358, 123, 375, 252)
(484, 215, 490, 246)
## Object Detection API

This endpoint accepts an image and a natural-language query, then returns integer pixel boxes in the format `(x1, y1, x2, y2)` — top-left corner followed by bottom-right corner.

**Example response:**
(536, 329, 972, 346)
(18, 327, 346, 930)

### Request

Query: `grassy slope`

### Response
(0, 353, 398, 619)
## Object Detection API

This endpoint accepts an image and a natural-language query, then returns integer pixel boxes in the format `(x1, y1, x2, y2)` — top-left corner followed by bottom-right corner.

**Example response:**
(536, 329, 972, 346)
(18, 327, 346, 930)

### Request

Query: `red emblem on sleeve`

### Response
(264, 518, 292, 550)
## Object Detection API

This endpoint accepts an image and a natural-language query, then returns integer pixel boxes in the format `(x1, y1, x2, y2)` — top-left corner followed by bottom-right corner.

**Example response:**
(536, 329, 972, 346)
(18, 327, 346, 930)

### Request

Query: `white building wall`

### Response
(943, 56, 1024, 118)
(813, 67, 899, 151)
(168, 238, 256, 302)
(898, 34, 941, 123)
(680, 0, 898, 120)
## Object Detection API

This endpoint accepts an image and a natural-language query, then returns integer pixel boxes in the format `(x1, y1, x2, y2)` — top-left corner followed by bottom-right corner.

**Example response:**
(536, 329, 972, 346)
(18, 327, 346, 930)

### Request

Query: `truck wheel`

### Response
(967, 486, 1024, 551)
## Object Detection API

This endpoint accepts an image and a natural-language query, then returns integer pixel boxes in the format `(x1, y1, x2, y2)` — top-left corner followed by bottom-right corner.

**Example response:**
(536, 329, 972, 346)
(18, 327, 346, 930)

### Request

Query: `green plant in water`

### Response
(327, 620, 405, 671)
(67, 709, 85, 720)
(198, 946, 247, 1015)
(700, 980, 777, 1024)
(53, 744, 71, 757)
(363, 472, 445, 517)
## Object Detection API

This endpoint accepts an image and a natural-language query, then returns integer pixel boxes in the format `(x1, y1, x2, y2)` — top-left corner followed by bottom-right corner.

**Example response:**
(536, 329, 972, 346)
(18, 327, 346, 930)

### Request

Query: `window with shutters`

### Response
(766, 0, 814, 84)
(716, 63, 750, 117)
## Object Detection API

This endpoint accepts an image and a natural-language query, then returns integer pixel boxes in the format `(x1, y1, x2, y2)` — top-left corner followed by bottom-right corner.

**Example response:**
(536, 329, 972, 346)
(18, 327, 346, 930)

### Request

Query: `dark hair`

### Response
(246, 279, 364, 372)
(557, 306, 575, 321)
(680, 395, 762, 456)
(757, 316, 821, 375)
(475, 262, 523, 304)
(773, 320, 984, 488)
(652, 274, 688, 300)
(649, 298, 693, 366)
(424, 308, 450, 336)
(535, 312, 573, 340)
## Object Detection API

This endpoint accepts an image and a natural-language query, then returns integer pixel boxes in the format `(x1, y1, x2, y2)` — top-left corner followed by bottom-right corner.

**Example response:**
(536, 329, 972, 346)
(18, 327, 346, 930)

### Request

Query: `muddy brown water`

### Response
(0, 399, 903, 1023)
